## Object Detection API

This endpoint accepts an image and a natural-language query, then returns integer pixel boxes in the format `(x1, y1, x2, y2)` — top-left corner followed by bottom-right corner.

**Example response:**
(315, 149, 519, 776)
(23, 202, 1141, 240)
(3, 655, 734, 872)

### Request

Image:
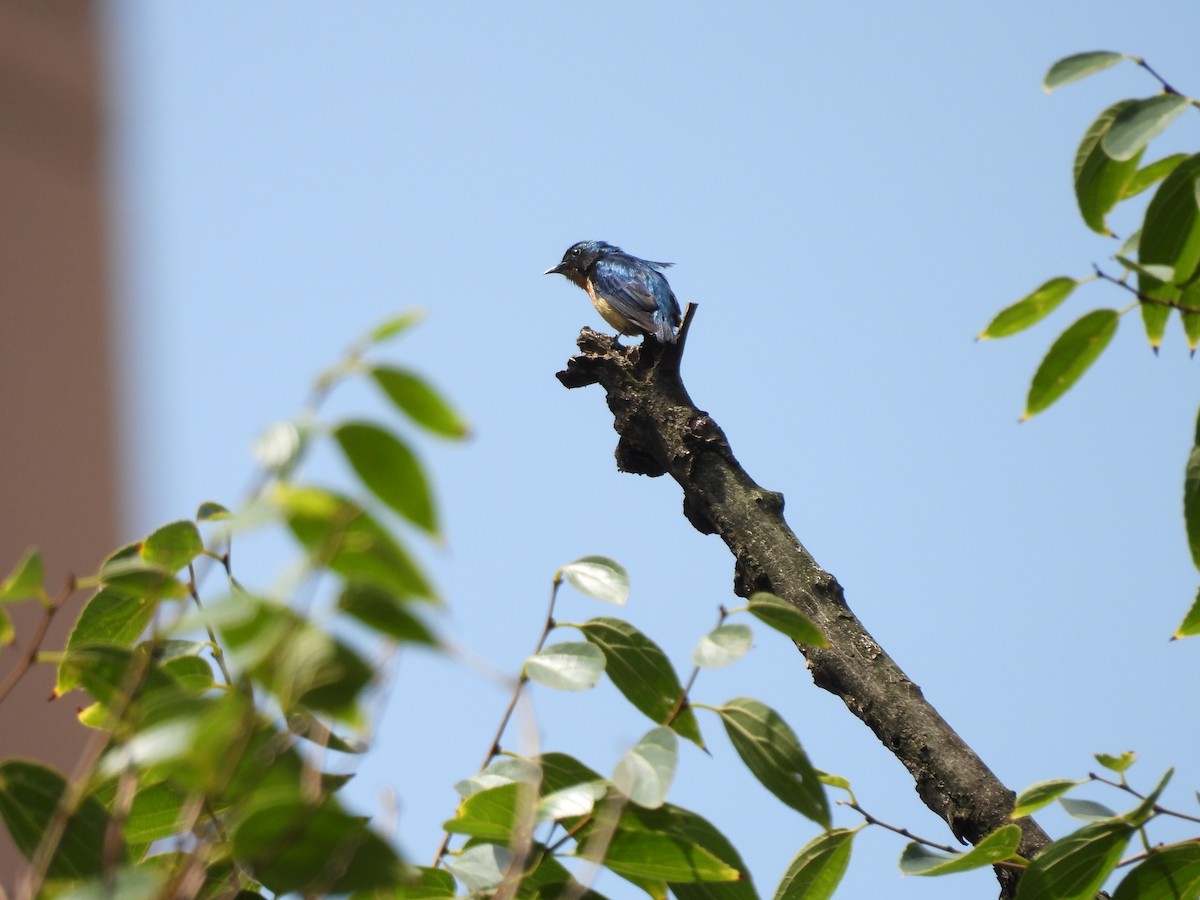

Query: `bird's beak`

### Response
(544, 263, 565, 276)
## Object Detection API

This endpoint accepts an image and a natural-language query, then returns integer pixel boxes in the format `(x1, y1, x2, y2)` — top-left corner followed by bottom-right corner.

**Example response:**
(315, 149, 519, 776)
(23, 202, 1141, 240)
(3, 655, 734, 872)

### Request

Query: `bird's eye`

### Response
(569, 248, 580, 257)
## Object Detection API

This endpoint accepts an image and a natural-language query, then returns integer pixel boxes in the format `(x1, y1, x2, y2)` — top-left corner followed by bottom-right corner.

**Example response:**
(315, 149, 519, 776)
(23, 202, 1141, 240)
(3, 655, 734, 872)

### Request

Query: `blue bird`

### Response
(545, 240, 682, 344)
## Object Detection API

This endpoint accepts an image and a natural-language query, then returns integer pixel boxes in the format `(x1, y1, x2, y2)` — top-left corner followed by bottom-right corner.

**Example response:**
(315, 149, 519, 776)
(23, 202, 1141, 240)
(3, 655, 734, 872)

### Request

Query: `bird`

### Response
(545, 240, 682, 344)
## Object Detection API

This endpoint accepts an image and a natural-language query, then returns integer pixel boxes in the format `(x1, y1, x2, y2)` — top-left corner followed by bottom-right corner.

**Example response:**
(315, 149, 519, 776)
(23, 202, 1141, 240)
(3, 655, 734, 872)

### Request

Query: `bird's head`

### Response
(544, 240, 619, 288)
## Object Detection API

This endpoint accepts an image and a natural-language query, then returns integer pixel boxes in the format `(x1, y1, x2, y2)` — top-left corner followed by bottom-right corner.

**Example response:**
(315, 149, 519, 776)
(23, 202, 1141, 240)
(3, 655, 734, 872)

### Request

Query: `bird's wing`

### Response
(589, 256, 673, 330)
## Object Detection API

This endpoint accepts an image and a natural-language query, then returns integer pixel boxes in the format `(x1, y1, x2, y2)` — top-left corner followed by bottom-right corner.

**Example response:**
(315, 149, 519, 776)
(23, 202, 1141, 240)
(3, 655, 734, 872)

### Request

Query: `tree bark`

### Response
(557, 307, 1049, 897)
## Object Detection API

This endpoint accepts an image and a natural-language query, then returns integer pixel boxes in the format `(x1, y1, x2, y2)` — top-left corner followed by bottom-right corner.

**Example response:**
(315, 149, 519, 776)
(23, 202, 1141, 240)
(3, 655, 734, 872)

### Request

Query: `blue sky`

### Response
(102, 2, 1199, 896)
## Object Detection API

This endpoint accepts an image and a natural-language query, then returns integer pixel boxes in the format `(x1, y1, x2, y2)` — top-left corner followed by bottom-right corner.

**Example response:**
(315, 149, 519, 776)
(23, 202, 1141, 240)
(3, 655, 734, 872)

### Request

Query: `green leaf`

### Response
(47, 867, 167, 899)
(1015, 820, 1132, 900)
(1175, 586, 1200, 638)
(97, 556, 188, 601)
(0, 549, 44, 603)
(141, 520, 204, 572)
(1043, 51, 1124, 92)
(537, 752, 605, 795)
(716, 698, 830, 828)
(333, 421, 438, 535)
(1139, 153, 1200, 348)
(1012, 778, 1085, 819)
(524, 641, 606, 691)
(1023, 309, 1118, 420)
(899, 823, 1022, 875)
(579, 617, 704, 748)
(337, 583, 437, 645)
(979, 278, 1080, 340)
(230, 600, 373, 719)
(538, 781, 608, 823)
(1185, 394, 1200, 574)
(445, 843, 511, 892)
(1073, 100, 1145, 236)
(0, 609, 11, 646)
(560, 556, 630, 605)
(57, 588, 157, 693)
(773, 828, 854, 900)
(55, 644, 188, 711)
(123, 781, 188, 846)
(1102, 95, 1191, 162)
(389, 866, 458, 900)
(272, 484, 435, 601)
(456, 756, 542, 797)
(746, 593, 828, 646)
(0, 760, 121, 878)
(1059, 798, 1117, 821)
(578, 814, 741, 884)
(1095, 751, 1136, 773)
(1181, 282, 1200, 352)
(613, 727, 678, 809)
(195, 500, 232, 522)
(692, 624, 753, 668)
(1125, 767, 1172, 826)
(1115, 255, 1175, 282)
(444, 782, 532, 841)
(1123, 153, 1189, 199)
(1111, 842, 1200, 900)
(231, 796, 404, 893)
(367, 309, 424, 344)
(369, 365, 469, 439)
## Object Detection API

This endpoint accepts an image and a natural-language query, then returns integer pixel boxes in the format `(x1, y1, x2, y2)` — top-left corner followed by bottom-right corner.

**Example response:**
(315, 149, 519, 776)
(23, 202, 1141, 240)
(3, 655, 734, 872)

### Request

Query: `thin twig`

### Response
(0, 576, 73, 706)
(666, 605, 727, 725)
(431, 574, 564, 865)
(841, 799, 964, 855)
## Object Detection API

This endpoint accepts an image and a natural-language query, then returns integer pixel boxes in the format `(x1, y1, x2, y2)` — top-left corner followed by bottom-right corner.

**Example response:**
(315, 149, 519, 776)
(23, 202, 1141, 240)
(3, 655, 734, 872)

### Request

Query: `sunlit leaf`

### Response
(1111, 843, 1200, 900)
(333, 421, 438, 535)
(445, 843, 511, 892)
(57, 588, 157, 694)
(272, 484, 434, 601)
(1059, 798, 1117, 821)
(368, 309, 425, 344)
(560, 556, 630, 605)
(1022, 309, 1118, 420)
(579, 617, 704, 748)
(578, 815, 740, 883)
(195, 501, 232, 522)
(524, 641, 605, 691)
(773, 828, 854, 900)
(1094, 751, 1136, 773)
(717, 698, 829, 827)
(1012, 778, 1085, 819)
(613, 727, 678, 809)
(692, 624, 753, 668)
(1073, 101, 1144, 236)
(979, 278, 1079, 340)
(1102, 95, 1190, 162)
(746, 593, 828, 646)
(1043, 51, 1124, 92)
(1174, 586, 1200, 638)
(141, 520, 204, 572)
(899, 824, 1022, 875)
(369, 365, 470, 439)
(0, 549, 44, 603)
(1139, 153, 1200, 348)
(1122, 153, 1189, 199)
(1015, 820, 1131, 900)
(1125, 768, 1171, 826)
(538, 781, 607, 822)
(444, 781, 532, 842)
